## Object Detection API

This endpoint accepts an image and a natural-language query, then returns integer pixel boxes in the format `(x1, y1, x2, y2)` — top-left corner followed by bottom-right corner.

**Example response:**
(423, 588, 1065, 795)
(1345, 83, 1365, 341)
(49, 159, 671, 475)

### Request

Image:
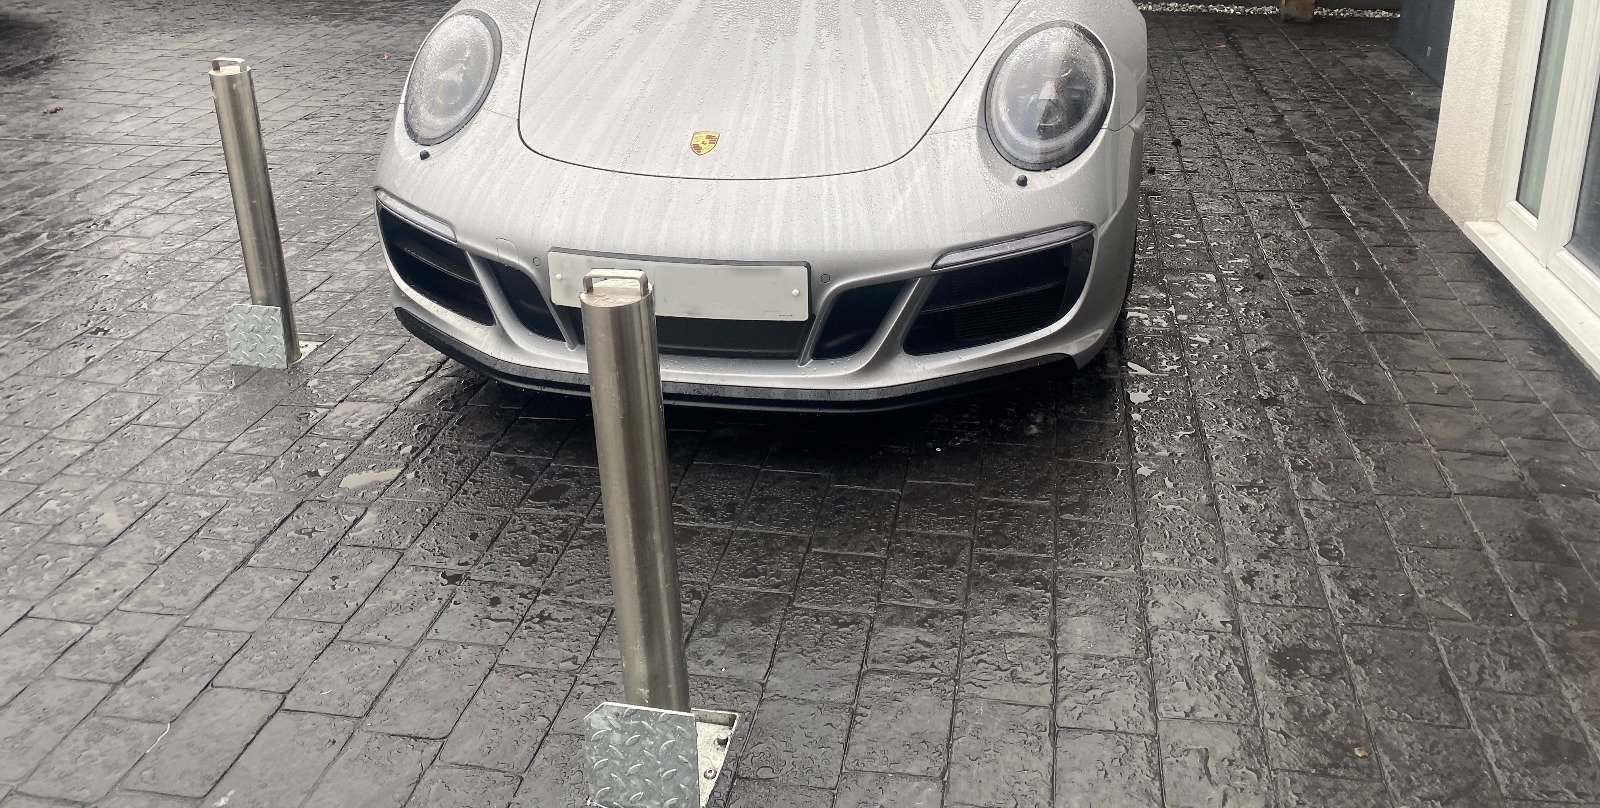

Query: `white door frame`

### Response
(1496, 1, 1600, 289)
(1469, 0, 1600, 374)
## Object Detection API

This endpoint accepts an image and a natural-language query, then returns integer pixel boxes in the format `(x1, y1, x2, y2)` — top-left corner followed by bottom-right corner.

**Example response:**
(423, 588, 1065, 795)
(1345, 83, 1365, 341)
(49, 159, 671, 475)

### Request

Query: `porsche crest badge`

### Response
(690, 131, 720, 156)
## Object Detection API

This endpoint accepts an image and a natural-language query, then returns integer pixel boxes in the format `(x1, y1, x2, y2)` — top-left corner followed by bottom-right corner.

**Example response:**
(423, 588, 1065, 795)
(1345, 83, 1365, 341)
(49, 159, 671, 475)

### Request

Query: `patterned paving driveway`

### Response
(2, 3, 1599, 807)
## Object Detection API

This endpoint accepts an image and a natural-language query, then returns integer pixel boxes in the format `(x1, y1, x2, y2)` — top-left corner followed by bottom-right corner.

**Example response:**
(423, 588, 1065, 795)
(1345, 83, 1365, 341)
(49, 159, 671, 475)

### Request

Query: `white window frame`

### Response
(1467, 0, 1600, 375)
(1495, 0, 1600, 313)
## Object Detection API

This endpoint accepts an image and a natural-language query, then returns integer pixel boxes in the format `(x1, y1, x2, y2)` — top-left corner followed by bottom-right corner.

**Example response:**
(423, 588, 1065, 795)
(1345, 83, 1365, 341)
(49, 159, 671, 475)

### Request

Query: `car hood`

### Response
(517, 0, 1017, 180)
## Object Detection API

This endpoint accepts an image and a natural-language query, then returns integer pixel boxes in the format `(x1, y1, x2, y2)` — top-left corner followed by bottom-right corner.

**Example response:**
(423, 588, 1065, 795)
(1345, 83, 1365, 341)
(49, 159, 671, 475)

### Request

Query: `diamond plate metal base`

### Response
(584, 703, 739, 808)
(226, 304, 315, 368)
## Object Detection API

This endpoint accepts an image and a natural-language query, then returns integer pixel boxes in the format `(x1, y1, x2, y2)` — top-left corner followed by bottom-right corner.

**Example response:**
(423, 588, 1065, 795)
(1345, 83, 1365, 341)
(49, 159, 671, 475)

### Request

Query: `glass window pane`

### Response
(1518, 0, 1577, 217)
(1570, 76, 1600, 271)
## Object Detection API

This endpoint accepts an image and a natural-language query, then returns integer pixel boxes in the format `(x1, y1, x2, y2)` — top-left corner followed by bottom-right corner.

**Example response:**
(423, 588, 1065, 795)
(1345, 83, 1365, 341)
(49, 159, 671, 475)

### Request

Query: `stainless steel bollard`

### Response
(579, 269, 690, 712)
(580, 270, 737, 808)
(211, 57, 302, 368)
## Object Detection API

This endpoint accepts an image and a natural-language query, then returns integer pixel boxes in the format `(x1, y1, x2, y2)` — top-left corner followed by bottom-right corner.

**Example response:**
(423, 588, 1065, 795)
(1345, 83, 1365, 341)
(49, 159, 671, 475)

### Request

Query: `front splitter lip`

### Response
(394, 306, 1075, 413)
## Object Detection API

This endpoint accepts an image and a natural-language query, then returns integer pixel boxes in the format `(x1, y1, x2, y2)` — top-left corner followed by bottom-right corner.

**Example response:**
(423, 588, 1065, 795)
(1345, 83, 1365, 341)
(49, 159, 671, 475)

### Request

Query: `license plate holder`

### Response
(548, 251, 809, 321)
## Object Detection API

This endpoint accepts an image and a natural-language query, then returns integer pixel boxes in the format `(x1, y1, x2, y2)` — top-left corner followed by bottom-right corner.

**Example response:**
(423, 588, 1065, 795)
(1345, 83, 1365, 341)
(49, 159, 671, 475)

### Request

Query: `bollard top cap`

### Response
(210, 57, 249, 76)
(581, 269, 650, 307)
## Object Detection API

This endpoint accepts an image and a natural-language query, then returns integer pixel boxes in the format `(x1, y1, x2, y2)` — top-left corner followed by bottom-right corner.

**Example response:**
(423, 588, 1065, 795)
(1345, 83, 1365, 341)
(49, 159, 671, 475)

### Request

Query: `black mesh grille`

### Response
(379, 209, 493, 325)
(555, 308, 811, 360)
(812, 281, 907, 360)
(486, 260, 564, 341)
(905, 235, 1094, 355)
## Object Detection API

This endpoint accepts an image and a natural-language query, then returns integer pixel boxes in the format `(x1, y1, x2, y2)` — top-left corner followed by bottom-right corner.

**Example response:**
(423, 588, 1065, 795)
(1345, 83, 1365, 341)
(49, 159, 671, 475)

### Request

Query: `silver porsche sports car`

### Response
(375, 0, 1147, 410)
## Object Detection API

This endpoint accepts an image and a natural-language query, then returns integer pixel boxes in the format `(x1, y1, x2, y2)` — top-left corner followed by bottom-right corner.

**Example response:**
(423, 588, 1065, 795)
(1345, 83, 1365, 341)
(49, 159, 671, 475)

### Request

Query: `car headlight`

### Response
(985, 24, 1113, 171)
(404, 10, 501, 146)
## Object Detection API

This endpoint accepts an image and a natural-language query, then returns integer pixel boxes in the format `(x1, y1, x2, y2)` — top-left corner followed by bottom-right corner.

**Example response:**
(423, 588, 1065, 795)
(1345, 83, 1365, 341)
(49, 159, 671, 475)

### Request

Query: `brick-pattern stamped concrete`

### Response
(1, 3, 1599, 807)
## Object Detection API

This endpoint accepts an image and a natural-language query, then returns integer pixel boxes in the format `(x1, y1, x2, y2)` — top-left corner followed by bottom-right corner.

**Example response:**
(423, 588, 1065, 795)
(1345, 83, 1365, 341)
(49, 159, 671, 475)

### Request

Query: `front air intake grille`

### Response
(811, 281, 907, 360)
(379, 209, 494, 325)
(904, 235, 1094, 355)
(556, 308, 811, 360)
(486, 260, 565, 341)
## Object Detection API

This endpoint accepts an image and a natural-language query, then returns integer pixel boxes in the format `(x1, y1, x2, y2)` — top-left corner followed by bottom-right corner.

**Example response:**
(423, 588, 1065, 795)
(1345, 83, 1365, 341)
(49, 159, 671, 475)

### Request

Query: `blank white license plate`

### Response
(547, 251, 809, 321)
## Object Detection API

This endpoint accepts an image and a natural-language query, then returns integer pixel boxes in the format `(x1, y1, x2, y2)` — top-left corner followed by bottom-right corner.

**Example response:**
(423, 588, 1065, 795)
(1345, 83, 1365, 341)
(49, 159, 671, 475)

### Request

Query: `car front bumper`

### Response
(373, 107, 1143, 407)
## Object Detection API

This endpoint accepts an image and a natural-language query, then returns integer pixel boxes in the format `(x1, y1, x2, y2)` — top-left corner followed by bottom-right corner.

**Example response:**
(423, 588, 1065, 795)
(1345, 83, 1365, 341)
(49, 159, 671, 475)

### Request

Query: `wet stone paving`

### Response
(1, 2, 1599, 807)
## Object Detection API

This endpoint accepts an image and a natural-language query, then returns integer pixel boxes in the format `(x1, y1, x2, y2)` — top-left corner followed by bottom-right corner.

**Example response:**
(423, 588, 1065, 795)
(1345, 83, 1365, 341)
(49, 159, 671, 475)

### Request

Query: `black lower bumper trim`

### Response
(394, 307, 1076, 414)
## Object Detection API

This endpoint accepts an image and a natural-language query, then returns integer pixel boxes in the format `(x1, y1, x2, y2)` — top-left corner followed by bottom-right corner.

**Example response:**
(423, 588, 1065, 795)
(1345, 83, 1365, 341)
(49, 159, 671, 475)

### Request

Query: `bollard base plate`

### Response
(690, 707, 738, 806)
(584, 703, 739, 808)
(226, 304, 315, 368)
